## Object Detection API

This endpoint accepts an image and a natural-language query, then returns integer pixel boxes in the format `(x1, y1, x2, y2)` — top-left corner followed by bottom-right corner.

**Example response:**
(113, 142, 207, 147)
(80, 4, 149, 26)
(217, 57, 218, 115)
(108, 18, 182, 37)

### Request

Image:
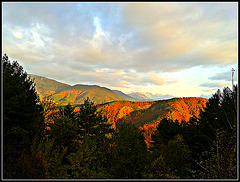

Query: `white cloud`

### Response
(13, 31, 22, 39)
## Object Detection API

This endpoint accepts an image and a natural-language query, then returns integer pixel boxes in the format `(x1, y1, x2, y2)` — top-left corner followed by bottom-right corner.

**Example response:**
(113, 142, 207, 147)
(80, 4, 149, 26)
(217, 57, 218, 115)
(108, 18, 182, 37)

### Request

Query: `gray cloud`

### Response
(209, 69, 238, 81)
(2, 2, 238, 91)
(200, 81, 229, 88)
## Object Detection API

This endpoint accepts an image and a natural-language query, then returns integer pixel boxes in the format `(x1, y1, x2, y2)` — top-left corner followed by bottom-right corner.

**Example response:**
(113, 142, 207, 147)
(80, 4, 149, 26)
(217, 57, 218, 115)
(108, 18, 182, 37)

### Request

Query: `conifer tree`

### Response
(3, 54, 44, 178)
(110, 123, 147, 178)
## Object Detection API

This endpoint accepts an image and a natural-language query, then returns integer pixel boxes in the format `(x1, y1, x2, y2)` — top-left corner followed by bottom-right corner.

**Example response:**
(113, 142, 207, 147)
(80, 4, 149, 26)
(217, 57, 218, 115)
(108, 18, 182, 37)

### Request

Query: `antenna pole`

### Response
(231, 68, 235, 91)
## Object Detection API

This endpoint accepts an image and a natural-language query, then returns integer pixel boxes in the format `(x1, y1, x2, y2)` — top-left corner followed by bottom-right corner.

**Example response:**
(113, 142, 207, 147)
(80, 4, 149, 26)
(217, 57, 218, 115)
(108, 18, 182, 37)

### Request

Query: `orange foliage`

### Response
(45, 110, 59, 118)
(166, 97, 207, 122)
(97, 98, 208, 148)
(139, 123, 158, 149)
(140, 98, 208, 148)
(97, 101, 153, 129)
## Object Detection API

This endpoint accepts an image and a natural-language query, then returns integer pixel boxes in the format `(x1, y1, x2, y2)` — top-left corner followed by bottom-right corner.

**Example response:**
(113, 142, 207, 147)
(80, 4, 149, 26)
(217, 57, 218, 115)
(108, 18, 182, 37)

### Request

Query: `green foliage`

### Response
(148, 134, 192, 178)
(144, 155, 178, 179)
(198, 127, 237, 178)
(198, 86, 237, 143)
(196, 86, 237, 179)
(59, 104, 77, 120)
(151, 118, 181, 148)
(66, 137, 111, 178)
(3, 54, 44, 179)
(78, 97, 114, 137)
(31, 138, 69, 178)
(110, 123, 147, 178)
(31, 97, 114, 178)
(3, 54, 43, 146)
(163, 134, 192, 178)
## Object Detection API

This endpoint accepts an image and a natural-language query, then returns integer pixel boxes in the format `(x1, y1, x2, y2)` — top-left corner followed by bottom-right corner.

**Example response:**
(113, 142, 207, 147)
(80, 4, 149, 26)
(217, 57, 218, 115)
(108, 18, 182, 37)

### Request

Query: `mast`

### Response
(231, 68, 235, 91)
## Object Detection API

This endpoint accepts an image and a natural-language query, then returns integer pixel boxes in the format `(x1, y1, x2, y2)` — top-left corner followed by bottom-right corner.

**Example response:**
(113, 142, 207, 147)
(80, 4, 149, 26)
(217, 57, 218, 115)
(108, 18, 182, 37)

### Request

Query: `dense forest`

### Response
(3, 54, 238, 179)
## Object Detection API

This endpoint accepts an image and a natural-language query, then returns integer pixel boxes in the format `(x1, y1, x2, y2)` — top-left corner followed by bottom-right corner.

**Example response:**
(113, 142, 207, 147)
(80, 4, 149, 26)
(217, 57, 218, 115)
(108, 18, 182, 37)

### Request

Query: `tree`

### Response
(3, 54, 44, 178)
(33, 98, 114, 178)
(110, 123, 147, 178)
(59, 104, 77, 121)
(149, 117, 194, 178)
(145, 134, 192, 179)
(151, 118, 182, 149)
(196, 86, 237, 179)
(198, 127, 237, 179)
(198, 86, 237, 143)
(70, 98, 114, 178)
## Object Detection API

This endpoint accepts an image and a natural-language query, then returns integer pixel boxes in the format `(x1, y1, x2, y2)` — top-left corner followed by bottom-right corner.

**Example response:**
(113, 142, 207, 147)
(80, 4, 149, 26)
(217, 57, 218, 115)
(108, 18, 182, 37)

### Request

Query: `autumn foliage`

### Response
(97, 98, 208, 148)
(3, 54, 237, 179)
(166, 97, 208, 122)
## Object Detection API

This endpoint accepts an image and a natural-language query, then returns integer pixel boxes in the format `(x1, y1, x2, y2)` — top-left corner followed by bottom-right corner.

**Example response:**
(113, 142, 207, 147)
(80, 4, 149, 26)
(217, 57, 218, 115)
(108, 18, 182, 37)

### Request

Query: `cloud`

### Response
(209, 69, 238, 81)
(2, 2, 238, 92)
(146, 73, 177, 85)
(200, 81, 229, 88)
(119, 3, 237, 72)
(13, 31, 22, 39)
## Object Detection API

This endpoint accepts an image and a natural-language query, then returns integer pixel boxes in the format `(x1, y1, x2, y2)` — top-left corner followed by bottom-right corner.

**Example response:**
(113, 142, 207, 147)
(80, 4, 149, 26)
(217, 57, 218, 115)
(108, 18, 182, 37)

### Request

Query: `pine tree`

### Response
(110, 123, 147, 178)
(197, 86, 237, 179)
(3, 54, 44, 178)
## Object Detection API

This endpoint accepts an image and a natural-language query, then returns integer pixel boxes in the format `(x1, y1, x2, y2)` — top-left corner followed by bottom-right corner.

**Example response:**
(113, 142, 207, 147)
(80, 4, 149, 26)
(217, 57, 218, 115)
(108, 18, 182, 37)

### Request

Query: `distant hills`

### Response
(128, 92, 174, 101)
(30, 74, 173, 105)
(29, 74, 203, 108)
(29, 74, 128, 105)
(49, 84, 128, 105)
(112, 90, 139, 101)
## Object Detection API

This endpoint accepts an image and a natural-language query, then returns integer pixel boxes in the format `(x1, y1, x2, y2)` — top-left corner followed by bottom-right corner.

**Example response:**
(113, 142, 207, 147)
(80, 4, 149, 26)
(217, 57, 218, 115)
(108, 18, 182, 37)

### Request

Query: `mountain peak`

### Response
(30, 75, 127, 105)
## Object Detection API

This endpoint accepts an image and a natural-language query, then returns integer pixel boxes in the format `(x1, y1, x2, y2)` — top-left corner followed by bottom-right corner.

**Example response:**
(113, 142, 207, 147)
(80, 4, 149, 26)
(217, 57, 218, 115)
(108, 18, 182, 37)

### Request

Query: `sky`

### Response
(2, 2, 238, 98)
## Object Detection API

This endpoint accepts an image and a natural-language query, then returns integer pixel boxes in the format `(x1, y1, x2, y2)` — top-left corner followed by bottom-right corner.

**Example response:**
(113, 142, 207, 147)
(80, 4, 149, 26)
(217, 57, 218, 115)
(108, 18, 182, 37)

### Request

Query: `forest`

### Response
(2, 53, 238, 179)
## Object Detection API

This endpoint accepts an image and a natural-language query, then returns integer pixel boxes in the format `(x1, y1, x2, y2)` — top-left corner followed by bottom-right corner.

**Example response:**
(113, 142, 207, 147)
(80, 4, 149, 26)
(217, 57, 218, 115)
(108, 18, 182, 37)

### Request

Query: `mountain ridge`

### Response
(128, 92, 174, 101)
(112, 90, 139, 101)
(29, 74, 127, 105)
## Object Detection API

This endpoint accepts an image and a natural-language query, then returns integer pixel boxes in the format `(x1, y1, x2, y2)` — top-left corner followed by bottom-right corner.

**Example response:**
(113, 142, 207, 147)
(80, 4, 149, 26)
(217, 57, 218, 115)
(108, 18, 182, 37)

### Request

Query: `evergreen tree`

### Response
(3, 54, 44, 178)
(196, 85, 237, 179)
(198, 86, 237, 146)
(59, 104, 77, 121)
(198, 127, 237, 179)
(151, 118, 182, 150)
(145, 134, 192, 179)
(110, 123, 147, 178)
(33, 98, 114, 178)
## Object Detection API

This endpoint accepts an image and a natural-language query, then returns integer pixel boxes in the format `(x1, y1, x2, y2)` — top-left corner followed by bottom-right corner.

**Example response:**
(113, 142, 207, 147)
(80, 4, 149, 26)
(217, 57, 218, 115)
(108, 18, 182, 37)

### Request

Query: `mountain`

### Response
(128, 92, 174, 101)
(30, 74, 127, 105)
(29, 74, 70, 98)
(112, 90, 139, 101)
(50, 84, 128, 105)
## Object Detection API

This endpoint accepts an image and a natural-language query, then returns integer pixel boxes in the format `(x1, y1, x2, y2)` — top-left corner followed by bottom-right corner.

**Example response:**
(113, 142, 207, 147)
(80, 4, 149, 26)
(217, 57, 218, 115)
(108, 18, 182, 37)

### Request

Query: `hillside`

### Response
(112, 90, 139, 101)
(96, 97, 208, 148)
(29, 74, 128, 105)
(96, 97, 208, 128)
(48, 84, 127, 105)
(29, 74, 70, 98)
